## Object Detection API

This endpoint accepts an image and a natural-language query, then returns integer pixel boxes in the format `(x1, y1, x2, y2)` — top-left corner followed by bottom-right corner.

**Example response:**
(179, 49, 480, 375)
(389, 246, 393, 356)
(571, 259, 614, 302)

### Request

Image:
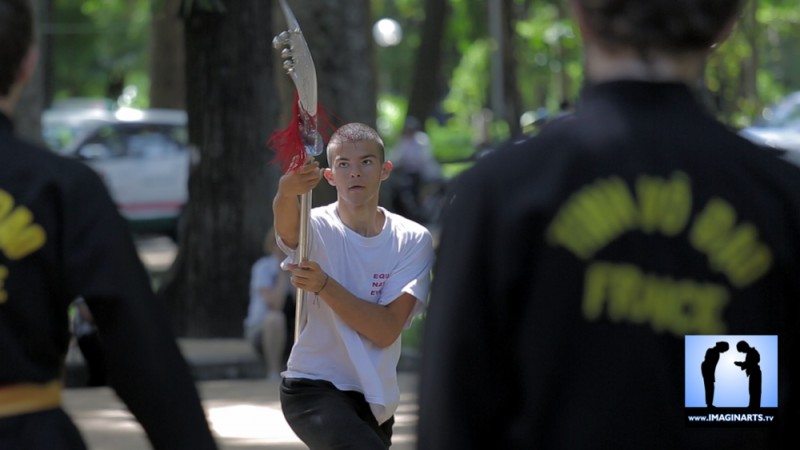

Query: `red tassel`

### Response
(268, 93, 337, 173)
(268, 95, 307, 173)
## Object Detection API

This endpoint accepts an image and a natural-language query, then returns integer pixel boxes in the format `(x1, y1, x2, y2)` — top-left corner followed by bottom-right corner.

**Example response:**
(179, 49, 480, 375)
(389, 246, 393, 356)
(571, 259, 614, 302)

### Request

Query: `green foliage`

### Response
(514, 0, 582, 111)
(426, 119, 474, 162)
(378, 92, 475, 167)
(50, 0, 799, 138)
(52, 0, 151, 107)
(418, 0, 796, 156)
(705, 0, 800, 127)
(448, 0, 488, 52)
(377, 94, 408, 151)
(443, 39, 491, 123)
(372, 0, 423, 97)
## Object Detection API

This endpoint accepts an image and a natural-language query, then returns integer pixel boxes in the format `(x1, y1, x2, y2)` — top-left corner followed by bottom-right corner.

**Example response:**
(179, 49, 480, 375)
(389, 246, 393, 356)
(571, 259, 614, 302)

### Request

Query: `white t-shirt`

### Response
(243, 255, 281, 333)
(278, 203, 434, 424)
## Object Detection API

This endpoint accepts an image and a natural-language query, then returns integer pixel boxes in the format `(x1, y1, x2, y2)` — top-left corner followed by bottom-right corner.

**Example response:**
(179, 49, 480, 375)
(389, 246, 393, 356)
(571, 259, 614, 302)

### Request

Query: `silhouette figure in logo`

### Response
(734, 340, 761, 408)
(701, 341, 729, 408)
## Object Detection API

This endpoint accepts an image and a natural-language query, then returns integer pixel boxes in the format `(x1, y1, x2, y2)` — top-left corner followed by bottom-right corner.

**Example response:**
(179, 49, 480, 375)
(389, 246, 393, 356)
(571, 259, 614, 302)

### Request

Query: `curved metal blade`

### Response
(277, 0, 317, 116)
(278, 0, 300, 32)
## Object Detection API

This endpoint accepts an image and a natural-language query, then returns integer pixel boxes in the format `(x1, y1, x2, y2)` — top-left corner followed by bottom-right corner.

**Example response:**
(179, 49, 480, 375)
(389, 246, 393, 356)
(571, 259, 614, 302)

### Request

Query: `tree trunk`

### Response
(555, 0, 571, 108)
(406, 0, 448, 125)
(150, 0, 185, 109)
(16, 0, 50, 144)
(741, 0, 759, 107)
(281, 0, 376, 206)
(501, 0, 522, 137)
(160, 2, 280, 336)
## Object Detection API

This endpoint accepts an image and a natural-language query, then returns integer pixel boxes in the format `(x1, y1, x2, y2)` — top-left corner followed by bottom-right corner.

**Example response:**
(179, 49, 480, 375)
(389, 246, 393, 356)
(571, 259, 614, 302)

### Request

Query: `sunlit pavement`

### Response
(113, 236, 418, 448)
(63, 373, 419, 449)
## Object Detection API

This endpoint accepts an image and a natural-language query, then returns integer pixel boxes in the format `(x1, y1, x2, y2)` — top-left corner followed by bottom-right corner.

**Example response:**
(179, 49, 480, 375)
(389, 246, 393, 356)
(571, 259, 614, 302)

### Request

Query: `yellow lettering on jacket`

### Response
(689, 197, 772, 288)
(546, 176, 639, 259)
(547, 172, 691, 259)
(583, 261, 728, 336)
(0, 188, 47, 260)
(546, 172, 774, 336)
(635, 172, 692, 236)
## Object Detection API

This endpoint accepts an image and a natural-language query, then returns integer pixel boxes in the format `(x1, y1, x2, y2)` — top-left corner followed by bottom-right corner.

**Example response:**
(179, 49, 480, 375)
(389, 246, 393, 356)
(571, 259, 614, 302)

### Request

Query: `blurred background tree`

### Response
(372, 0, 799, 162)
(149, 0, 184, 109)
(155, 0, 279, 336)
(44, 0, 800, 149)
(51, 0, 151, 106)
(31, 0, 800, 336)
(16, 0, 50, 142)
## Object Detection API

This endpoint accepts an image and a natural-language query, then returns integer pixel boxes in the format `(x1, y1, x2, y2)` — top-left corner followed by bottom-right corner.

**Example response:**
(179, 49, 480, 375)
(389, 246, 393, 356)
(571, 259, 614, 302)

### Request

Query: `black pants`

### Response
(0, 408, 86, 450)
(702, 375, 715, 407)
(280, 378, 393, 449)
(749, 369, 762, 408)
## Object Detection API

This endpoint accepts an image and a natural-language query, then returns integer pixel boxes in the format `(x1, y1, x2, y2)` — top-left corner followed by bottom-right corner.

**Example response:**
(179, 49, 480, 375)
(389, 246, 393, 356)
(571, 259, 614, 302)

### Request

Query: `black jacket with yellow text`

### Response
(0, 112, 216, 449)
(420, 81, 800, 449)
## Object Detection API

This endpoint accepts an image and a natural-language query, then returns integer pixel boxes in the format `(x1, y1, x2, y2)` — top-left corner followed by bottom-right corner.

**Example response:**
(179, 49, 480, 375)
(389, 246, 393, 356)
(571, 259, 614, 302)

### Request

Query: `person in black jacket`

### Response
(0, 1, 217, 448)
(419, 0, 799, 448)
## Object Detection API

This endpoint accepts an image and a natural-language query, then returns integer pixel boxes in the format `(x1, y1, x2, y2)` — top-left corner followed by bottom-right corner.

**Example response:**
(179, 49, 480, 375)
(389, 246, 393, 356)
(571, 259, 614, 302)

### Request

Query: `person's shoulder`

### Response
(386, 210, 432, 242)
(309, 203, 342, 229)
(724, 127, 800, 187)
(2, 134, 105, 191)
(455, 123, 580, 195)
(310, 202, 337, 219)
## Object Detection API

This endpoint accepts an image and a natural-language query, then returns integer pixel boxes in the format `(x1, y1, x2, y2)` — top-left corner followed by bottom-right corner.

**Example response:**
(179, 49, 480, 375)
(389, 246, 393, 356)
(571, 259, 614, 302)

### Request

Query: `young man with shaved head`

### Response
(273, 123, 433, 448)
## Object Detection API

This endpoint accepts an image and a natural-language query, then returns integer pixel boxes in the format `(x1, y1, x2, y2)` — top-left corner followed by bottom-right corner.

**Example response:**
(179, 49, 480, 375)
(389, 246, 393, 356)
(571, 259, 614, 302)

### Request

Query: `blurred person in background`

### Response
(71, 297, 107, 387)
(0, 1, 216, 448)
(420, 0, 799, 448)
(244, 227, 290, 381)
(390, 117, 442, 223)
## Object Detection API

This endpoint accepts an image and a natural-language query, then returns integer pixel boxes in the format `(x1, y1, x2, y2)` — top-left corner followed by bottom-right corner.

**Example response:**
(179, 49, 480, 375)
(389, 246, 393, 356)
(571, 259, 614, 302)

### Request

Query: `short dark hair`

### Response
(327, 123, 385, 164)
(0, 0, 33, 96)
(576, 0, 745, 52)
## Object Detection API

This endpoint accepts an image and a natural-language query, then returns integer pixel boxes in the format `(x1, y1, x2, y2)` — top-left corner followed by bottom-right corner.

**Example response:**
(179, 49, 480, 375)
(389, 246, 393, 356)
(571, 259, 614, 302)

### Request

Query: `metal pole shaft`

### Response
(294, 189, 312, 342)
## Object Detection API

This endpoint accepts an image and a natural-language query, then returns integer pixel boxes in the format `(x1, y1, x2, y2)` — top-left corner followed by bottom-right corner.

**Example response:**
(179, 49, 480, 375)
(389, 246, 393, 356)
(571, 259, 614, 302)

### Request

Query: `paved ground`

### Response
(135, 234, 178, 273)
(63, 373, 419, 449)
(71, 236, 420, 448)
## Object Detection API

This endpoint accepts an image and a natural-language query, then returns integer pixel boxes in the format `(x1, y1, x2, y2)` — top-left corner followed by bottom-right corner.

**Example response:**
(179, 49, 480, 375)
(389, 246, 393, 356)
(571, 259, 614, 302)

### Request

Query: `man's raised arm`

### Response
(273, 161, 321, 249)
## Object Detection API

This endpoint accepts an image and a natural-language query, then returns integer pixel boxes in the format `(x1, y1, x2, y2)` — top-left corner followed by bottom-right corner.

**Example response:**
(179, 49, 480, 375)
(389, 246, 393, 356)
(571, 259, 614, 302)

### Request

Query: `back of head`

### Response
(737, 340, 749, 352)
(327, 122, 385, 164)
(575, 0, 745, 52)
(0, 0, 33, 96)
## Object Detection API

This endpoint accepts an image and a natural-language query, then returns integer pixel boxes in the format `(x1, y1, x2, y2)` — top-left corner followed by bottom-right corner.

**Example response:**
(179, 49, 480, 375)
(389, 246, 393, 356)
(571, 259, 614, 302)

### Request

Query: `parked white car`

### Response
(42, 106, 116, 153)
(54, 108, 191, 236)
(740, 91, 800, 165)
